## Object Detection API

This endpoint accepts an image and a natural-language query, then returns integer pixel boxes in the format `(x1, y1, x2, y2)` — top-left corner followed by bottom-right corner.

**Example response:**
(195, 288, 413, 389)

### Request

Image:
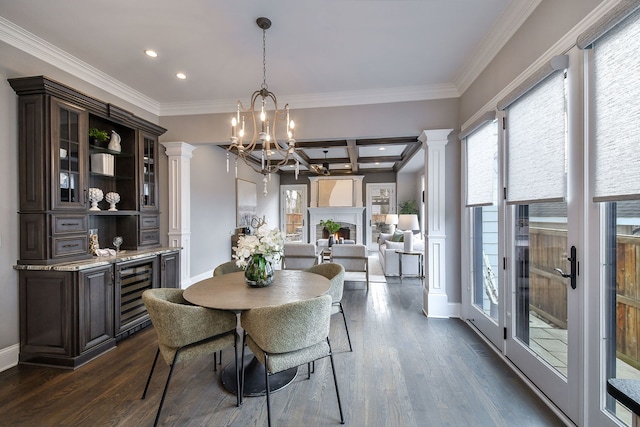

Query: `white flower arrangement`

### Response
(233, 223, 285, 269)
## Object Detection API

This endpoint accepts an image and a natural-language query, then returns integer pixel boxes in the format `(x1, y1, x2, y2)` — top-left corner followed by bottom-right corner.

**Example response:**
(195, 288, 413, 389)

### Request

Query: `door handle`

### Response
(554, 245, 577, 289)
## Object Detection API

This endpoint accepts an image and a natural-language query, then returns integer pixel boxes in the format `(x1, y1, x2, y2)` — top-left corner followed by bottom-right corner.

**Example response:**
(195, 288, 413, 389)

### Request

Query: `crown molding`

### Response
(159, 83, 460, 116)
(461, 0, 621, 132)
(0, 16, 161, 115)
(455, 0, 542, 95)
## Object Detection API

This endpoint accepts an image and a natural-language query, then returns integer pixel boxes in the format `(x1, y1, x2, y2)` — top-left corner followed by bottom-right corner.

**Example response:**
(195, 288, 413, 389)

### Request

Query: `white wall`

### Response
(0, 74, 19, 360)
(187, 144, 280, 280)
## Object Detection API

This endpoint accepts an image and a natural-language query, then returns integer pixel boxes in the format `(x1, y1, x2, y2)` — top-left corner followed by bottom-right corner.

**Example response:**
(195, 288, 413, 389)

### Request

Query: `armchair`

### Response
(330, 244, 369, 290)
(282, 242, 318, 269)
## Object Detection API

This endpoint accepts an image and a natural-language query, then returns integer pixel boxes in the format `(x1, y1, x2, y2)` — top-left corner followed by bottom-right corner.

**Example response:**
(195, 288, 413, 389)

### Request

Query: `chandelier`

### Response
(227, 17, 299, 196)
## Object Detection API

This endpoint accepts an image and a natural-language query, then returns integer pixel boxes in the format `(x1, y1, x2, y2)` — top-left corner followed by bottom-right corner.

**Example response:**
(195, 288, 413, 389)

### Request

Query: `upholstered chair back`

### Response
(241, 294, 332, 358)
(213, 261, 243, 276)
(142, 288, 236, 365)
(305, 263, 345, 303)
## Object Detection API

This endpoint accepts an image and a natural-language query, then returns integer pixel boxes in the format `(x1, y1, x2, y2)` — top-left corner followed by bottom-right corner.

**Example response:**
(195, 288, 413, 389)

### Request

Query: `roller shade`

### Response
(465, 119, 498, 207)
(505, 71, 567, 205)
(593, 7, 640, 201)
(577, 1, 640, 49)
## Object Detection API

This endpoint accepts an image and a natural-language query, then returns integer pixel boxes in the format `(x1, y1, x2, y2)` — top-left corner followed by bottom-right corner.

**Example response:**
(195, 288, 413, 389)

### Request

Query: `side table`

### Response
(395, 250, 424, 279)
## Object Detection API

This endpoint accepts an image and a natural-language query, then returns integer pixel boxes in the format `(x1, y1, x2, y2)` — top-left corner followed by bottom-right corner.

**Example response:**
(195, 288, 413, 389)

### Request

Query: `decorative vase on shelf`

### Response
(88, 187, 103, 211)
(107, 130, 121, 153)
(105, 192, 120, 211)
(244, 254, 274, 288)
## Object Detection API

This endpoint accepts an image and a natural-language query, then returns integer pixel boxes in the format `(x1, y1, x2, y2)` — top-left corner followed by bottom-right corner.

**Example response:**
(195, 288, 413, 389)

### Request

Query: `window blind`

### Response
(505, 71, 567, 205)
(593, 7, 640, 201)
(466, 119, 498, 207)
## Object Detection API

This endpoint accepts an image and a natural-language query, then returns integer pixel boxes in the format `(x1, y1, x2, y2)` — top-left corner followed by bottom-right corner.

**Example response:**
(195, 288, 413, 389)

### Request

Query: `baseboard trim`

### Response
(0, 343, 19, 373)
(183, 270, 213, 288)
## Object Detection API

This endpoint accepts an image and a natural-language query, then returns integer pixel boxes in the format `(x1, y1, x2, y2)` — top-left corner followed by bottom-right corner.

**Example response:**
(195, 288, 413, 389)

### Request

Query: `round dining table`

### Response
(183, 269, 331, 397)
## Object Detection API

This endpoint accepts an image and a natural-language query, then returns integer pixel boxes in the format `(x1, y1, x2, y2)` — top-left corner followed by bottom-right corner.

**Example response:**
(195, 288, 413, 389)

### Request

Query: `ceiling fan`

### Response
(311, 150, 331, 176)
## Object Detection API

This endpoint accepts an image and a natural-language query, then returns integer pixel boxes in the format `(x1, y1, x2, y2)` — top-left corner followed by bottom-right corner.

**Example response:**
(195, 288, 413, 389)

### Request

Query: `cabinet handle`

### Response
(62, 243, 79, 248)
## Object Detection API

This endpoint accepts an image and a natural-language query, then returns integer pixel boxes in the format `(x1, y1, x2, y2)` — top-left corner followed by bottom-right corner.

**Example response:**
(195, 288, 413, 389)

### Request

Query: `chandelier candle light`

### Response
(227, 17, 299, 196)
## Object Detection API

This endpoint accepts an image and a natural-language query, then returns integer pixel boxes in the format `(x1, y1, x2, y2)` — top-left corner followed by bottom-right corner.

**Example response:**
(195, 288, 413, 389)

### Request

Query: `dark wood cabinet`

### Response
(160, 250, 181, 288)
(9, 76, 166, 264)
(10, 76, 180, 368)
(16, 249, 180, 368)
(19, 266, 115, 368)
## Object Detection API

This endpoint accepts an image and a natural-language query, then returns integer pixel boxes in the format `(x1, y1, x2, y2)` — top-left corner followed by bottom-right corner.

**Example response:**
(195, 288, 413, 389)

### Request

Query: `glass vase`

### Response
(244, 254, 274, 288)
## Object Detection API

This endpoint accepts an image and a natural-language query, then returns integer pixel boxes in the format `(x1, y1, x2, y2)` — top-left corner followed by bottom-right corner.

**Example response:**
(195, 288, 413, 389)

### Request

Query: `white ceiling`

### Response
(0, 0, 539, 174)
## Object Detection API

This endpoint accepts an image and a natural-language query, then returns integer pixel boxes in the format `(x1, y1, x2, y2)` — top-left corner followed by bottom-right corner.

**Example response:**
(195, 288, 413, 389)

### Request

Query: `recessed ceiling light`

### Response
(144, 49, 158, 58)
(379, 147, 386, 151)
(176, 72, 187, 80)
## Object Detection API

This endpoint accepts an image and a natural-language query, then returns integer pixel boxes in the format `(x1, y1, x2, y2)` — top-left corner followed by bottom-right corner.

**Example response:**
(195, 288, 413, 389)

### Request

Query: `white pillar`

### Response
(419, 129, 452, 318)
(161, 141, 196, 287)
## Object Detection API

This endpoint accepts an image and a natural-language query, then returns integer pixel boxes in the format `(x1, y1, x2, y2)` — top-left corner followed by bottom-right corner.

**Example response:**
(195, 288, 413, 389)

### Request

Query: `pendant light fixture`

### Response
(226, 17, 298, 196)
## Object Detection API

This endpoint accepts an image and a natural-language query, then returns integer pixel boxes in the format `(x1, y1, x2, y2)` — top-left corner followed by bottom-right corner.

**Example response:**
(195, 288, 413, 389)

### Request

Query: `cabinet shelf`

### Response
(89, 171, 134, 180)
(89, 145, 134, 157)
(88, 210, 139, 216)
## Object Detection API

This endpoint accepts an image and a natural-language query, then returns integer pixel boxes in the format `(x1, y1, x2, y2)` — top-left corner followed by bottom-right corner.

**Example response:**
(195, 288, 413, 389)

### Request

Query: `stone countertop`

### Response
(607, 378, 640, 416)
(14, 247, 181, 272)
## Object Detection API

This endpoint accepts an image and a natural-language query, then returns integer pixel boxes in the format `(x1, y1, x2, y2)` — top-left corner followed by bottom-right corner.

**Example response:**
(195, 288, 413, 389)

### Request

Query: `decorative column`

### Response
(418, 129, 452, 318)
(161, 141, 196, 288)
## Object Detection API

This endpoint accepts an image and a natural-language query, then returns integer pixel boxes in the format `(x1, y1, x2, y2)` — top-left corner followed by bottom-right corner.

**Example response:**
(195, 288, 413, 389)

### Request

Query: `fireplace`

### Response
(320, 224, 354, 241)
(308, 207, 365, 245)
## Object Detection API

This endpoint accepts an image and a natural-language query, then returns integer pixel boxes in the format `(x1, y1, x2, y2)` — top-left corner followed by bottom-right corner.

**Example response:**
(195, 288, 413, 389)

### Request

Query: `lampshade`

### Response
(397, 214, 419, 231)
(385, 214, 399, 225)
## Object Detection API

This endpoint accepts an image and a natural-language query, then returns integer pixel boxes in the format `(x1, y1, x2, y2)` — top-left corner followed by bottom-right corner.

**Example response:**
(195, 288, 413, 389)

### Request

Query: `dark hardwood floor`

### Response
(0, 277, 565, 426)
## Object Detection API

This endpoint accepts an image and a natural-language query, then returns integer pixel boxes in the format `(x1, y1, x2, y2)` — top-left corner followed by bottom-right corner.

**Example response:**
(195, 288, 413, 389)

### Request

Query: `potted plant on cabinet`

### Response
(89, 127, 109, 147)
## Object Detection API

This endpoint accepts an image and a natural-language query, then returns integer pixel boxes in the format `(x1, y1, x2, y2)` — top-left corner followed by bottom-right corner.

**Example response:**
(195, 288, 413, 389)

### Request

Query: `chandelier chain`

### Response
(261, 27, 268, 90)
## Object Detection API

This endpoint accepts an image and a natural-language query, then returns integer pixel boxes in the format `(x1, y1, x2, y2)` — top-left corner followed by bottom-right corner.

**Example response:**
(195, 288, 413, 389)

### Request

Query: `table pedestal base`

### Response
(221, 353, 298, 397)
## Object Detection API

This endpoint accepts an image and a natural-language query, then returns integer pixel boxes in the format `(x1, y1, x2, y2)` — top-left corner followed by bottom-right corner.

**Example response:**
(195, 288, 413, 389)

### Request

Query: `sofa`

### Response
(378, 232, 425, 277)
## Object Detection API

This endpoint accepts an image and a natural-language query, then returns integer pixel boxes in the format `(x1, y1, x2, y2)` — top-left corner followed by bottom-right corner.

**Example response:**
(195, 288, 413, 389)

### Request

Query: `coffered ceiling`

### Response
(0, 0, 540, 174)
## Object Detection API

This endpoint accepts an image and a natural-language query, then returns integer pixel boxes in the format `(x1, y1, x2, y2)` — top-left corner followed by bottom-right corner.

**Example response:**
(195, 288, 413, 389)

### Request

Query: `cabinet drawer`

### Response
(140, 215, 159, 230)
(139, 229, 160, 246)
(52, 215, 87, 235)
(52, 235, 88, 258)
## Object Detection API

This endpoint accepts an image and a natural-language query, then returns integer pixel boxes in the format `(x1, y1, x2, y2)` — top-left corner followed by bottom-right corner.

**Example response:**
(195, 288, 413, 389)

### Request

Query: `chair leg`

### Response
(327, 338, 345, 424)
(219, 350, 223, 365)
(307, 362, 311, 379)
(264, 353, 272, 427)
(142, 348, 160, 399)
(240, 331, 247, 400)
(154, 353, 179, 427)
(213, 351, 217, 371)
(338, 302, 353, 352)
(234, 332, 241, 407)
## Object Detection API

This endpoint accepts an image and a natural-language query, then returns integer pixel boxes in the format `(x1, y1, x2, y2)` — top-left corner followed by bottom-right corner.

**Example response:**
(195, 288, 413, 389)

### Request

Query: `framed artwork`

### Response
(236, 178, 257, 227)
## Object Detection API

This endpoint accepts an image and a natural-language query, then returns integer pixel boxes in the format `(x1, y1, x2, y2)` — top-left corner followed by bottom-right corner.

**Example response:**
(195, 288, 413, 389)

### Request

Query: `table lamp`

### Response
(397, 214, 420, 252)
(385, 214, 399, 233)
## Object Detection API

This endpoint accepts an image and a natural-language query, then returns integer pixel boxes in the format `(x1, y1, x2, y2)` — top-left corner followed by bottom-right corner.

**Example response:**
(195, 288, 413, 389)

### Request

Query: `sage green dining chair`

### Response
(141, 288, 240, 427)
(240, 294, 344, 427)
(306, 263, 352, 352)
(213, 260, 243, 276)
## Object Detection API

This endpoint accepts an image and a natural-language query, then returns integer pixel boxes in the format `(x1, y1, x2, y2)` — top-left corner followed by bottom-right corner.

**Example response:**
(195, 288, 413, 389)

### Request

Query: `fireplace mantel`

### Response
(308, 207, 365, 245)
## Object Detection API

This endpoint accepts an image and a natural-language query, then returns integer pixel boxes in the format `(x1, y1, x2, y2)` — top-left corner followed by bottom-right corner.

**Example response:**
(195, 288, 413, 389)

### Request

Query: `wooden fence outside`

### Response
(529, 227, 569, 329)
(529, 227, 640, 369)
(616, 234, 640, 369)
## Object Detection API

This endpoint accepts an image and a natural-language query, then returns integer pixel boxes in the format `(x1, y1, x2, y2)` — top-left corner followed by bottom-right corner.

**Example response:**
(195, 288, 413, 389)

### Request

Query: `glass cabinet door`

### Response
(140, 132, 158, 210)
(52, 98, 87, 210)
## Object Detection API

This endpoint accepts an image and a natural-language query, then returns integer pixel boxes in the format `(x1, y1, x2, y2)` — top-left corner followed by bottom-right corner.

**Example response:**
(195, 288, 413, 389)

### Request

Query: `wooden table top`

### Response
(183, 270, 331, 311)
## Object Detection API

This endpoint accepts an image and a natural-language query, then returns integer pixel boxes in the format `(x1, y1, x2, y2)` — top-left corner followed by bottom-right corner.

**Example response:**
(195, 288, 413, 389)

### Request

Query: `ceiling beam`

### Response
(346, 139, 358, 172)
